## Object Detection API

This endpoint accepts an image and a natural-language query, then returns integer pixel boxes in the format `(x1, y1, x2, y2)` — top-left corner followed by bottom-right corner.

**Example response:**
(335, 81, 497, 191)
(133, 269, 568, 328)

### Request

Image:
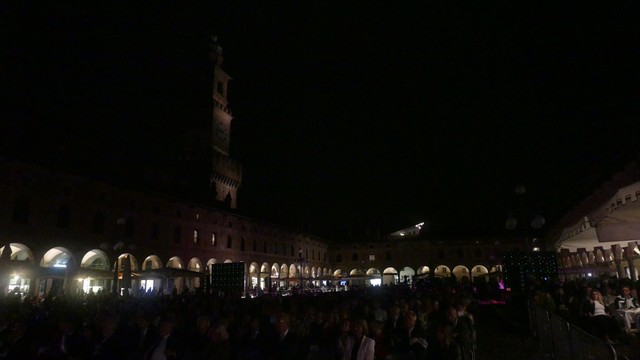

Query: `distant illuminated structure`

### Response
(209, 35, 242, 209)
(390, 222, 425, 238)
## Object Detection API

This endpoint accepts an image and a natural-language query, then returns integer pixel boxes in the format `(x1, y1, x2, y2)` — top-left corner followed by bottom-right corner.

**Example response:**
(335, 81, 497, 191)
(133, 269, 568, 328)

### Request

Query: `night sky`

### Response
(3, 3, 640, 240)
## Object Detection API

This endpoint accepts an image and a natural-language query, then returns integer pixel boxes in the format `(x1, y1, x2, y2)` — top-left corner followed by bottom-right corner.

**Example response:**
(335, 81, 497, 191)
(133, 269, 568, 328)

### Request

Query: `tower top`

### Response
(209, 34, 224, 65)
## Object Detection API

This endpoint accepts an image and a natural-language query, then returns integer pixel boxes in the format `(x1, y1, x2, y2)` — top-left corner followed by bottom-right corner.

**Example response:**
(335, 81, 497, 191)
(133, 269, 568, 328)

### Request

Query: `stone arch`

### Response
(271, 263, 280, 278)
(452, 265, 470, 280)
(167, 256, 184, 269)
(280, 263, 289, 279)
(0, 243, 34, 262)
(383, 267, 398, 285)
(143, 255, 163, 270)
(206, 258, 217, 267)
(224, 259, 233, 263)
(311, 267, 316, 278)
(40, 247, 74, 268)
(333, 269, 342, 277)
(260, 262, 270, 274)
(80, 249, 109, 270)
(471, 265, 489, 278)
(249, 262, 259, 274)
(580, 252, 589, 266)
(304, 265, 310, 277)
(187, 257, 203, 272)
(289, 264, 297, 277)
(595, 249, 605, 264)
(366, 268, 382, 286)
(399, 266, 415, 284)
(434, 265, 451, 277)
(417, 266, 430, 276)
(350, 268, 364, 276)
(323, 267, 328, 275)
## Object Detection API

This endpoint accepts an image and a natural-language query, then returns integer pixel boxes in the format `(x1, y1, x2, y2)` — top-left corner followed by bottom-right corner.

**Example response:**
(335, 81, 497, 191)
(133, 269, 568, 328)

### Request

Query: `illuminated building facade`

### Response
(0, 39, 522, 297)
(552, 162, 640, 281)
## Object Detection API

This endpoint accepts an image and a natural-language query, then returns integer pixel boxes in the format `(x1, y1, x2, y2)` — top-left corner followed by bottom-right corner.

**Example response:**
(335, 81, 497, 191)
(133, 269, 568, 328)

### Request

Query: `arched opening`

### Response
(399, 266, 415, 285)
(434, 265, 451, 277)
(383, 267, 398, 285)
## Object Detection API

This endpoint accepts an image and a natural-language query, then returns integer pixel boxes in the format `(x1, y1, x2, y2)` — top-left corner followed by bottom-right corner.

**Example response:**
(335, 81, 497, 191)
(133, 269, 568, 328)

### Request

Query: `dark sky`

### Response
(3, 3, 640, 239)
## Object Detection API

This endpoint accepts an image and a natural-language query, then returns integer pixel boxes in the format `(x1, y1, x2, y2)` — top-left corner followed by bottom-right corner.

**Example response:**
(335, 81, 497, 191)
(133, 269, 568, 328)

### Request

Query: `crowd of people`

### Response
(0, 278, 479, 360)
(532, 276, 640, 344)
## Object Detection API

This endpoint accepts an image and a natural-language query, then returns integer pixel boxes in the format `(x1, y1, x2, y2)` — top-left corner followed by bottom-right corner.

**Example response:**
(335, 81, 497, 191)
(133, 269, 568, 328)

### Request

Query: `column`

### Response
(625, 242, 637, 282)
(612, 244, 626, 279)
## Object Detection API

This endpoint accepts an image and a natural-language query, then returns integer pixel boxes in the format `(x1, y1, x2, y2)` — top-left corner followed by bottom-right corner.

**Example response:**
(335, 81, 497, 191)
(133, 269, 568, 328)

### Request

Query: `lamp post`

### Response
(100, 240, 136, 296)
(296, 247, 308, 292)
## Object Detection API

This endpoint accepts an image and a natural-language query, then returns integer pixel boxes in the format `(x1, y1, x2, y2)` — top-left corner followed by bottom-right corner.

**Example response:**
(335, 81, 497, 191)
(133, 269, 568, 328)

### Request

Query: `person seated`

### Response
(614, 285, 640, 333)
(614, 286, 639, 310)
(583, 290, 620, 342)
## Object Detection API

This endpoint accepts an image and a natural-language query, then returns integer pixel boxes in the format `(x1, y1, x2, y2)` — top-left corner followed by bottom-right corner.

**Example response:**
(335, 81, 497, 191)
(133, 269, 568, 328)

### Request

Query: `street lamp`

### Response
(296, 247, 308, 292)
(100, 240, 136, 296)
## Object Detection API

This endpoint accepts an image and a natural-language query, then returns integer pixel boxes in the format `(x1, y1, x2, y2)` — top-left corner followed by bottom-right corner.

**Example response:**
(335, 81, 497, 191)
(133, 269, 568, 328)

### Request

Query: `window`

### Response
(475, 248, 482, 258)
(241, 237, 245, 251)
(93, 212, 105, 234)
(252, 239, 257, 252)
(352, 253, 358, 261)
(336, 254, 342, 263)
(274, 242, 278, 254)
(193, 229, 200, 244)
(438, 249, 445, 259)
(291, 246, 294, 257)
(57, 206, 71, 229)
(173, 226, 182, 243)
(263, 241, 267, 253)
(227, 235, 232, 249)
(312, 250, 315, 260)
(211, 233, 217, 246)
(369, 254, 375, 261)
(217, 81, 224, 96)
(306, 249, 309, 259)
(457, 249, 463, 259)
(385, 252, 391, 261)
(324, 252, 327, 262)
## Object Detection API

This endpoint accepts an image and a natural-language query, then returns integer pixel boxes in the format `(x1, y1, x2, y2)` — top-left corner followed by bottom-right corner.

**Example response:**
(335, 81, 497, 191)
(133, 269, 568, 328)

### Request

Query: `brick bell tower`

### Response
(209, 35, 242, 209)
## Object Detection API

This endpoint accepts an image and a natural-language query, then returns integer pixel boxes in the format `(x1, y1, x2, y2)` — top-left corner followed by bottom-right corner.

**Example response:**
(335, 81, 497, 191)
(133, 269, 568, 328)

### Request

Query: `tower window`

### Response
(336, 254, 342, 263)
(241, 237, 245, 251)
(227, 235, 232, 249)
(193, 229, 200, 244)
(211, 233, 216, 246)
